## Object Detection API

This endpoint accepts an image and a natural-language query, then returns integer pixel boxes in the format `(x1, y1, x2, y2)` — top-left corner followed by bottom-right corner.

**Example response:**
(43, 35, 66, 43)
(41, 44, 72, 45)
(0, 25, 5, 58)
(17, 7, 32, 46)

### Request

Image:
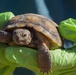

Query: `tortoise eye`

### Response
(22, 34, 27, 37)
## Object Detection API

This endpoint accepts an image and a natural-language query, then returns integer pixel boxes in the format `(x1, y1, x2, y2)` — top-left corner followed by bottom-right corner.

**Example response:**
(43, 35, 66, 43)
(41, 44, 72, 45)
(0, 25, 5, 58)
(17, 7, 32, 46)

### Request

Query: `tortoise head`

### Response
(13, 29, 32, 45)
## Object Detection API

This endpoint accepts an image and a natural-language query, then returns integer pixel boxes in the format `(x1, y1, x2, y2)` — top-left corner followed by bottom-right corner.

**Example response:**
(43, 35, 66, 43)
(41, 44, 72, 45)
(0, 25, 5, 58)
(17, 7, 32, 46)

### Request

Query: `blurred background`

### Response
(0, 0, 76, 75)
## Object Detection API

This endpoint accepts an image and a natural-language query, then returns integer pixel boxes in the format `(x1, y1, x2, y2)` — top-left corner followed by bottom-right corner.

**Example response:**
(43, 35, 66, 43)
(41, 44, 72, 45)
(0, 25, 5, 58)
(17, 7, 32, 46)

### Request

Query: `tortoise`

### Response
(0, 13, 62, 74)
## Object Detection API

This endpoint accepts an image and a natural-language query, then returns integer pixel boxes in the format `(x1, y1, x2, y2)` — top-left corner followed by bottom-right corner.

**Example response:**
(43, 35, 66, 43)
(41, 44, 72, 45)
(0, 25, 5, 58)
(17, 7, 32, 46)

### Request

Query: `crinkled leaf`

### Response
(59, 18, 76, 42)
(5, 46, 76, 75)
(0, 12, 15, 29)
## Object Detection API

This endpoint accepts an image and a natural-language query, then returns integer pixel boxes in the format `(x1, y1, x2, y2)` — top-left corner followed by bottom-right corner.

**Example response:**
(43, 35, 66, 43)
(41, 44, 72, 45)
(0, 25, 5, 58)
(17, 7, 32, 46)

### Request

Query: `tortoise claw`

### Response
(40, 70, 51, 75)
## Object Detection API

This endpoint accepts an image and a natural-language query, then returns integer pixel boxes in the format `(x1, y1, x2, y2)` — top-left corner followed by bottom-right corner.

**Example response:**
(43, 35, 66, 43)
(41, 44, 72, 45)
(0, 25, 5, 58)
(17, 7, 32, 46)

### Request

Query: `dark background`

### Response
(0, 0, 76, 24)
(0, 0, 76, 75)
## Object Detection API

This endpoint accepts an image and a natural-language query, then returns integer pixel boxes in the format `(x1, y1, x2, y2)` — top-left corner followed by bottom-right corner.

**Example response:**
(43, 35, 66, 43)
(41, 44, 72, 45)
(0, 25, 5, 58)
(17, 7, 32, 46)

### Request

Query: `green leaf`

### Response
(5, 46, 41, 75)
(0, 43, 18, 66)
(5, 46, 76, 75)
(59, 18, 76, 42)
(0, 43, 17, 75)
(0, 64, 15, 75)
(0, 12, 15, 29)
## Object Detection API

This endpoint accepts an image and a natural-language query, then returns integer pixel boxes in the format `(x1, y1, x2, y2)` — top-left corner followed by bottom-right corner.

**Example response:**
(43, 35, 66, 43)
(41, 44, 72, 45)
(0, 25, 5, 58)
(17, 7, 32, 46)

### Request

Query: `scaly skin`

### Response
(38, 42, 51, 74)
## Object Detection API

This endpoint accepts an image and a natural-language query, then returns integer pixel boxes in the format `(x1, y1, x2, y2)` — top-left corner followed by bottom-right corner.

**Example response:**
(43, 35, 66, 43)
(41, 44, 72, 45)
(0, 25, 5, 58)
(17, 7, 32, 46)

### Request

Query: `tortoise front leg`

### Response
(38, 42, 51, 74)
(35, 32, 51, 74)
(0, 30, 12, 43)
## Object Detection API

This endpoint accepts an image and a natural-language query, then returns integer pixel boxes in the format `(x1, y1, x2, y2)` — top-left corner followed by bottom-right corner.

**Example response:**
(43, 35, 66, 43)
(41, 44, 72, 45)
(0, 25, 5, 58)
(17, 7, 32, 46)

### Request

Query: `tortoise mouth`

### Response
(17, 40, 31, 45)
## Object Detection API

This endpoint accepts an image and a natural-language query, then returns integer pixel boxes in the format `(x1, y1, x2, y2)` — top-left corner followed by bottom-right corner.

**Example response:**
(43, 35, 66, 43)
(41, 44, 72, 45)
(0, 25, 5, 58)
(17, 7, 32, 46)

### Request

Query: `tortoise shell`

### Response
(3, 13, 62, 49)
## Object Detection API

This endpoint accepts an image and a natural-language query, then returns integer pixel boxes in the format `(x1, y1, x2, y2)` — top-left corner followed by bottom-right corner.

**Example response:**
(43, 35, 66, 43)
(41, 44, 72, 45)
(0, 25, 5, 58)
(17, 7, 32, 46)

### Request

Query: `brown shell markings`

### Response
(2, 13, 62, 74)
